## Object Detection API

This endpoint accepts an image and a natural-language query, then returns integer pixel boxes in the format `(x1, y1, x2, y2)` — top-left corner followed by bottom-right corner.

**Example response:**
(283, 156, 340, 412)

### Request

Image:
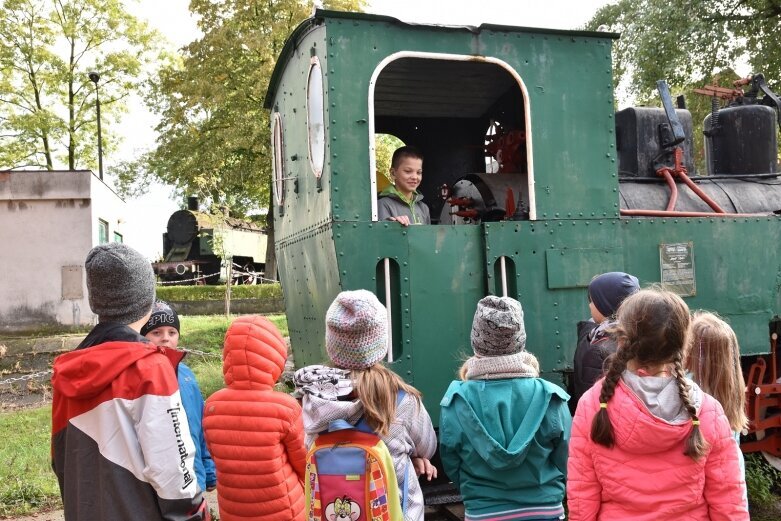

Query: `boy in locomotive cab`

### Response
(378, 145, 431, 226)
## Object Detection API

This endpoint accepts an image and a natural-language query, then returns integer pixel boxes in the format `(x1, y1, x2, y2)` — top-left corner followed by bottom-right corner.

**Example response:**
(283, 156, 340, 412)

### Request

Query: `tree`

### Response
(117, 0, 365, 216)
(0, 0, 157, 170)
(588, 0, 781, 172)
(587, 0, 781, 101)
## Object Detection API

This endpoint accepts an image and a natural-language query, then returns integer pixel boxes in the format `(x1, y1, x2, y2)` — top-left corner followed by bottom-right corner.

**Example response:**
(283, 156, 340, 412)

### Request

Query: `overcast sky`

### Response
(116, 0, 613, 258)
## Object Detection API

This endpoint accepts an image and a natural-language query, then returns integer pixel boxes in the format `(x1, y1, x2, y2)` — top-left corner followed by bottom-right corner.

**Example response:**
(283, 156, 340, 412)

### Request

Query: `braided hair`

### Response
(590, 287, 708, 460)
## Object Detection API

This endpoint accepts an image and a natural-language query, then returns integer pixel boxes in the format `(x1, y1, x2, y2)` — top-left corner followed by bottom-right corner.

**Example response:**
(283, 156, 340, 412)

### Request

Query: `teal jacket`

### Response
(439, 378, 571, 519)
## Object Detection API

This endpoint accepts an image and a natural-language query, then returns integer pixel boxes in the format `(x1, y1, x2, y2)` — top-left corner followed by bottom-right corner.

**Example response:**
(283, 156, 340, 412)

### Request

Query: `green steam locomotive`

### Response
(265, 10, 781, 463)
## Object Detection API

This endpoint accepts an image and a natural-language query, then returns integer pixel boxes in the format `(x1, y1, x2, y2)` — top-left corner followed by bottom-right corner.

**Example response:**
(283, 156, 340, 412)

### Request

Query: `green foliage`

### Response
(0, 406, 60, 516)
(375, 133, 405, 187)
(587, 0, 781, 101)
(746, 453, 781, 506)
(0, 0, 159, 170)
(116, 0, 366, 215)
(157, 282, 283, 302)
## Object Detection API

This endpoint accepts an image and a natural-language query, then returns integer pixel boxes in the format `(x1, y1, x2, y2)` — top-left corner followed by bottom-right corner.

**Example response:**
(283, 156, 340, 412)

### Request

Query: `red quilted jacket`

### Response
(204, 316, 307, 521)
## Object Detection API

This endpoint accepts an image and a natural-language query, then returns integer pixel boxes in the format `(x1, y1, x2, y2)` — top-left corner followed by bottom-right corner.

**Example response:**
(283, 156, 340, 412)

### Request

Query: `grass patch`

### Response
(0, 406, 60, 516)
(157, 283, 282, 302)
(179, 314, 288, 354)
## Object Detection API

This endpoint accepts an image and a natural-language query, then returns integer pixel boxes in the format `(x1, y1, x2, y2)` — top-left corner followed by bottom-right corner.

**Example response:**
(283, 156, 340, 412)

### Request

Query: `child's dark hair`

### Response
(590, 287, 709, 460)
(391, 145, 424, 169)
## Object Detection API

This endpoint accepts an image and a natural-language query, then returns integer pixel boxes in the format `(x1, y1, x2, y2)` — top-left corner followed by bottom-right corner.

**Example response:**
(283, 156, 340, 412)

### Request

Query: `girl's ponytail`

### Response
(353, 364, 422, 437)
(672, 353, 709, 460)
(590, 346, 633, 447)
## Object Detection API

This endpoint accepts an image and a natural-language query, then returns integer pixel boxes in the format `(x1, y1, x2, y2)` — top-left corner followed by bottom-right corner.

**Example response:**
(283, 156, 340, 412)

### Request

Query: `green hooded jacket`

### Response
(377, 185, 431, 224)
(439, 377, 571, 518)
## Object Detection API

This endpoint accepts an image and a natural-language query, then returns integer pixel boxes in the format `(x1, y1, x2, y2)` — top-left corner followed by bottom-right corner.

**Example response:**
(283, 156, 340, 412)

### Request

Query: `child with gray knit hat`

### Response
(295, 289, 437, 521)
(51, 243, 209, 520)
(439, 295, 571, 521)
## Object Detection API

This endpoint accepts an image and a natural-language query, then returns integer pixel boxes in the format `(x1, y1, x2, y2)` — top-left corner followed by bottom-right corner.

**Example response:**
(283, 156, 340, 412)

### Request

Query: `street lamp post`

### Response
(88, 71, 104, 180)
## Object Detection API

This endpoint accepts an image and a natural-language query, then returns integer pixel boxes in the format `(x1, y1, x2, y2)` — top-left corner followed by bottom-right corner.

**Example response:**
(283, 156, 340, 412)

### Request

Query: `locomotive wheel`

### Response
(754, 376, 781, 471)
(233, 262, 257, 285)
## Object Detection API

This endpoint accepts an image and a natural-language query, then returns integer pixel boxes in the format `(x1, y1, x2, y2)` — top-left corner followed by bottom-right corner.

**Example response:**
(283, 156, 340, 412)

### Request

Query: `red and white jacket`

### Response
(52, 325, 208, 521)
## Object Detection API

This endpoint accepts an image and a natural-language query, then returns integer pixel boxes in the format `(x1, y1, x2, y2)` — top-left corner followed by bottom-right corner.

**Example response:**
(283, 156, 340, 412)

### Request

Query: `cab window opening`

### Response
(370, 53, 533, 224)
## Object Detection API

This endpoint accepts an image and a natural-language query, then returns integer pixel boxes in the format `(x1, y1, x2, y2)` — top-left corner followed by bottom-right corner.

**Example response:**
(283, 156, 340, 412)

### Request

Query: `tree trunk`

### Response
(67, 39, 75, 170)
(29, 73, 53, 169)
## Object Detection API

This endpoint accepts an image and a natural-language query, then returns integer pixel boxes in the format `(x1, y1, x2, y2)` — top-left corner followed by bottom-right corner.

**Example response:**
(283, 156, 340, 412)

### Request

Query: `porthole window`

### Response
(271, 112, 285, 205)
(307, 56, 325, 178)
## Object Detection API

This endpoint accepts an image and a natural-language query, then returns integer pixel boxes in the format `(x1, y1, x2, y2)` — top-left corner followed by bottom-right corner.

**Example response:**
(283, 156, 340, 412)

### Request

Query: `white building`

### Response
(0, 170, 127, 333)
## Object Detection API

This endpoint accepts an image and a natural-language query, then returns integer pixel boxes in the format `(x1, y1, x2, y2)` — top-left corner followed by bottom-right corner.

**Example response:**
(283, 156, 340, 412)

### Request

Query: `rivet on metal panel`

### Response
(342, 271, 347, 275)
(404, 309, 409, 313)
(555, 331, 559, 335)
(406, 354, 411, 358)
(406, 340, 410, 344)
(403, 262, 408, 266)
(553, 302, 558, 307)
(334, 187, 338, 191)
(405, 324, 410, 328)
(336, 233, 341, 238)
(404, 278, 408, 282)
(353, 224, 357, 228)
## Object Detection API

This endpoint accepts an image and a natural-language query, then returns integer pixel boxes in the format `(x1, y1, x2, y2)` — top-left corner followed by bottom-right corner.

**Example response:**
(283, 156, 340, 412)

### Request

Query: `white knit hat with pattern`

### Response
(326, 290, 388, 369)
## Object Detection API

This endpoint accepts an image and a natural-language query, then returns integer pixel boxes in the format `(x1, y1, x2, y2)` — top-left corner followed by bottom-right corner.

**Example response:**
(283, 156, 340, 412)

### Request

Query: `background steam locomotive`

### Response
(153, 196, 267, 285)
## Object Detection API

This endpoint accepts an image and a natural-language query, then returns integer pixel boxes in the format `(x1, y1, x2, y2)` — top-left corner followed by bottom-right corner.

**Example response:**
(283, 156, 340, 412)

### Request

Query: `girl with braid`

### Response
(567, 288, 748, 521)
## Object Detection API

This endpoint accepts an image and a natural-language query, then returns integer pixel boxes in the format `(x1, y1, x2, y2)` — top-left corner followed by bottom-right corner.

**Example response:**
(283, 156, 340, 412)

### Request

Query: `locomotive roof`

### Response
(264, 8, 619, 109)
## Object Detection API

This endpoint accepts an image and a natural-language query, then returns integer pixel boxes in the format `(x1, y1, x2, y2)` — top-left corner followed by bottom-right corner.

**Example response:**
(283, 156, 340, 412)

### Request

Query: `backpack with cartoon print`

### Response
(305, 392, 407, 521)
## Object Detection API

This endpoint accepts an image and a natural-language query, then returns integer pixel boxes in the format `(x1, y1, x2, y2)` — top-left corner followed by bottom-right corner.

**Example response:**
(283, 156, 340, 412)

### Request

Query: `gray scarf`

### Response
(464, 351, 540, 380)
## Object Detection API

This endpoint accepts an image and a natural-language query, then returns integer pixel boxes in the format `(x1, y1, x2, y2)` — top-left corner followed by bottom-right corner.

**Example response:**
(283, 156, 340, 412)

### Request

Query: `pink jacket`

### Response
(567, 378, 748, 521)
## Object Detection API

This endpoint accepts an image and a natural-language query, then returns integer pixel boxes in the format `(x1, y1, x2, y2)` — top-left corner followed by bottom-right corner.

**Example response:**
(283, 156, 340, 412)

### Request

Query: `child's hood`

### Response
(52, 342, 182, 399)
(441, 378, 568, 471)
(302, 393, 364, 436)
(222, 316, 287, 390)
(609, 373, 704, 454)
